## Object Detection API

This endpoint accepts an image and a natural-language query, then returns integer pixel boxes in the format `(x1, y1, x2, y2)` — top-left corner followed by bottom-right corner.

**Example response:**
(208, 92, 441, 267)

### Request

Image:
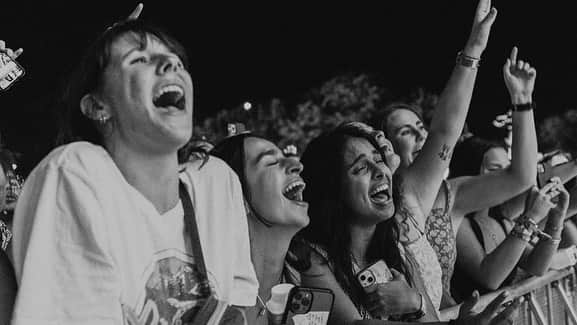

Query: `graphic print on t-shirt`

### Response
(124, 249, 214, 325)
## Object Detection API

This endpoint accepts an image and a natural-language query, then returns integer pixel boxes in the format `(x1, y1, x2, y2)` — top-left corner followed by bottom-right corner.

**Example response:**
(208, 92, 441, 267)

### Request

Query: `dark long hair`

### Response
(56, 19, 189, 147)
(297, 121, 409, 308)
(211, 133, 276, 227)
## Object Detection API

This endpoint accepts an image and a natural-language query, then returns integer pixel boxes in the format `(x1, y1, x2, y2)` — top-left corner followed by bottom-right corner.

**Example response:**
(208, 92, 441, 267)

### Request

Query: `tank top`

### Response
(425, 180, 457, 307)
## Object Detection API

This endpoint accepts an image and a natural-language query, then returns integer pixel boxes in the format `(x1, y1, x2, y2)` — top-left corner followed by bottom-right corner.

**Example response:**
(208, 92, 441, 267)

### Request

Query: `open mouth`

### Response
(283, 180, 306, 202)
(412, 149, 422, 158)
(153, 84, 186, 111)
(369, 183, 392, 204)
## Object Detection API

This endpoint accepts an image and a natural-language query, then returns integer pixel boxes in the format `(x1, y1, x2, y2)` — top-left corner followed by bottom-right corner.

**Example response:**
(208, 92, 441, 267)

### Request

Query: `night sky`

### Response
(1, 1, 576, 174)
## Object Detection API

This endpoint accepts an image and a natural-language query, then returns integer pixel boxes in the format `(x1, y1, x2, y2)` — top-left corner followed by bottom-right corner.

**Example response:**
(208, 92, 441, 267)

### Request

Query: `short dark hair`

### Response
(56, 20, 189, 146)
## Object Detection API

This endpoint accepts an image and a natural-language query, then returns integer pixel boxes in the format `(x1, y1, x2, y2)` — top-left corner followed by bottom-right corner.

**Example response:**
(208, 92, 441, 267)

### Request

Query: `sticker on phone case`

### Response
(292, 311, 329, 325)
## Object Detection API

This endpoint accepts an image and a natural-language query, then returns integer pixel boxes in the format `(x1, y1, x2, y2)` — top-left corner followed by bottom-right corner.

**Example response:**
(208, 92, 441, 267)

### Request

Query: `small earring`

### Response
(97, 114, 110, 124)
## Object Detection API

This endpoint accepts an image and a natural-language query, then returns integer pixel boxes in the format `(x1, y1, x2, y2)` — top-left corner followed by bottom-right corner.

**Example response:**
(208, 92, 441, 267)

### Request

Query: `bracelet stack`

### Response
(510, 219, 533, 243)
(456, 51, 480, 69)
(510, 215, 562, 245)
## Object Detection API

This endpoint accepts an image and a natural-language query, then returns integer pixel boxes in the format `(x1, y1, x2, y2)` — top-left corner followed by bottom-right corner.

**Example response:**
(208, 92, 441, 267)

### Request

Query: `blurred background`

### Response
(1, 1, 576, 174)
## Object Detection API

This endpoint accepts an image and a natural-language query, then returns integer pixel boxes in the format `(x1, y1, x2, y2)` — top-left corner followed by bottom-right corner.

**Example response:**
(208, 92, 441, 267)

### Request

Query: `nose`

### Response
(370, 161, 385, 180)
(157, 55, 182, 75)
(415, 128, 427, 142)
(285, 158, 304, 175)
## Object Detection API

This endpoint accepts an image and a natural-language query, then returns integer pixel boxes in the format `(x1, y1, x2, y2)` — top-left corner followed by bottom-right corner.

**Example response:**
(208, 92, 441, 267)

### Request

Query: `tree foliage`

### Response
(193, 73, 441, 154)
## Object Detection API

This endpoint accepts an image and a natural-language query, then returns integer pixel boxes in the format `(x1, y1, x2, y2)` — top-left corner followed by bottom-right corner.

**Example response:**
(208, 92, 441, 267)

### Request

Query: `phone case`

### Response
(0, 52, 25, 91)
(282, 286, 334, 325)
(356, 260, 393, 289)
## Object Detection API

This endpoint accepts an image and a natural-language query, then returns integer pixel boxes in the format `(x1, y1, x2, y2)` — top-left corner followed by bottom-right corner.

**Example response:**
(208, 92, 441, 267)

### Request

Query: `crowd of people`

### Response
(1, 0, 577, 324)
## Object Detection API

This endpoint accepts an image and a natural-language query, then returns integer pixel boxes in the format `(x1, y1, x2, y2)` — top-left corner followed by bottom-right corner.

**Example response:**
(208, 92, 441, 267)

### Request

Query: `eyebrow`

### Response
(121, 47, 141, 62)
(347, 153, 366, 170)
(254, 148, 280, 164)
(393, 119, 423, 134)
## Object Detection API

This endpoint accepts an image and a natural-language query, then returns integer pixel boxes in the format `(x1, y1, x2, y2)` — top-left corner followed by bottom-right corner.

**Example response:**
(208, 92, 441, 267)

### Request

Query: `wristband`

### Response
(511, 216, 536, 243)
(456, 51, 480, 69)
(512, 103, 533, 112)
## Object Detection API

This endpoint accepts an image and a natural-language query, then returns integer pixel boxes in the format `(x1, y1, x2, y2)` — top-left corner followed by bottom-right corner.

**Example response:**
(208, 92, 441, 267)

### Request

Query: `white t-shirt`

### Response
(10, 142, 258, 325)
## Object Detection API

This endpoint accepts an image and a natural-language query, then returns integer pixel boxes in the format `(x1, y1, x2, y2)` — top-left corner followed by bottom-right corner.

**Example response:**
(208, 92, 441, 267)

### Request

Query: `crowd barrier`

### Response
(440, 268, 577, 324)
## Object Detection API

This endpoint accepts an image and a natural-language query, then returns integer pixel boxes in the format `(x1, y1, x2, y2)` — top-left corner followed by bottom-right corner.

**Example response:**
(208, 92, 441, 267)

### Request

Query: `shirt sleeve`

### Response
(226, 167, 259, 307)
(10, 164, 122, 325)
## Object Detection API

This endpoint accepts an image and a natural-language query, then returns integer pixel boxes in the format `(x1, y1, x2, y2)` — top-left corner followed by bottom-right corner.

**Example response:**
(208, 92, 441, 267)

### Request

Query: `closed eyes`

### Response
(130, 56, 148, 64)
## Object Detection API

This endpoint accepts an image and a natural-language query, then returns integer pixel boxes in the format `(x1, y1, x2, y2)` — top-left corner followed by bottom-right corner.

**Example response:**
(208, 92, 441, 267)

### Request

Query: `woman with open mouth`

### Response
(8, 18, 258, 324)
(380, 47, 539, 307)
(212, 133, 309, 325)
(294, 121, 521, 324)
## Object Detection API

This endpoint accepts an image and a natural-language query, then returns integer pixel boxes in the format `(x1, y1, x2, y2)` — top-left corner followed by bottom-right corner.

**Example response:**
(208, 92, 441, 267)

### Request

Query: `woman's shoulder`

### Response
(181, 155, 235, 179)
(29, 141, 110, 177)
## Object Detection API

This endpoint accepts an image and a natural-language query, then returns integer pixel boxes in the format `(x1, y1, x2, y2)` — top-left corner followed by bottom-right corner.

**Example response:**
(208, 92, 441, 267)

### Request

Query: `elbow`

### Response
(482, 279, 502, 291)
(508, 169, 536, 192)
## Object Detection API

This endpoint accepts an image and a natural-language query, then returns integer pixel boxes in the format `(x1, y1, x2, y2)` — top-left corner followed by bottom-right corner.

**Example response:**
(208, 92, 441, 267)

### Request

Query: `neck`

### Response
(107, 141, 179, 214)
(477, 208, 489, 219)
(349, 223, 377, 269)
(249, 217, 297, 301)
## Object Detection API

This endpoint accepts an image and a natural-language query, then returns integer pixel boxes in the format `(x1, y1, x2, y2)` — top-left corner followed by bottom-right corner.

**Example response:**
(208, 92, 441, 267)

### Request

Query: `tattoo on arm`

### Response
(438, 144, 453, 161)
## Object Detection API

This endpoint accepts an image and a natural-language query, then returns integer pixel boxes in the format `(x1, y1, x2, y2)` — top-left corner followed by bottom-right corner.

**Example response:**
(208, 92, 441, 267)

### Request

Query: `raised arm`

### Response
(404, 0, 497, 216)
(451, 47, 538, 216)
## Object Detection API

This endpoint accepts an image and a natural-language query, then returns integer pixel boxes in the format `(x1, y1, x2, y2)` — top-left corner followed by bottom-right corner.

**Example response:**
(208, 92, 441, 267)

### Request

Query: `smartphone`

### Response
(282, 286, 334, 325)
(356, 260, 393, 292)
(0, 52, 25, 91)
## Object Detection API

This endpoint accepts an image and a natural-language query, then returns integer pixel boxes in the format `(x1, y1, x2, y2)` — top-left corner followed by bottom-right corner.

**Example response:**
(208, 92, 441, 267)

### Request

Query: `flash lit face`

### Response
(244, 137, 309, 228)
(480, 147, 510, 175)
(342, 137, 394, 226)
(385, 108, 428, 167)
(98, 32, 194, 154)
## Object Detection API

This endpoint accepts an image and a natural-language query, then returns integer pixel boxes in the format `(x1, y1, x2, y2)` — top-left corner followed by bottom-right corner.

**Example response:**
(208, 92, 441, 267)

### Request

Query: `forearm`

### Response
(428, 46, 480, 139)
(523, 217, 563, 275)
(540, 160, 577, 185)
(499, 192, 528, 221)
(507, 110, 538, 189)
(475, 236, 527, 289)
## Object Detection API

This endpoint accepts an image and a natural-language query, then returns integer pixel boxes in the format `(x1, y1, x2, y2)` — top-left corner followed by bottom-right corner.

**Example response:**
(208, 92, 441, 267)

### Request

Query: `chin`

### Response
(375, 204, 395, 221)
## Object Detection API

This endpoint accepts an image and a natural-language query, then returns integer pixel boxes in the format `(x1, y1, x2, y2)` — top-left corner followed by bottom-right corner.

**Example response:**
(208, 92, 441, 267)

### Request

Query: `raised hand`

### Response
(127, 3, 144, 21)
(503, 47, 536, 105)
(0, 40, 23, 60)
(523, 178, 560, 224)
(547, 179, 569, 222)
(454, 291, 522, 325)
(106, 3, 144, 31)
(464, 0, 498, 58)
(364, 269, 421, 317)
(373, 130, 401, 173)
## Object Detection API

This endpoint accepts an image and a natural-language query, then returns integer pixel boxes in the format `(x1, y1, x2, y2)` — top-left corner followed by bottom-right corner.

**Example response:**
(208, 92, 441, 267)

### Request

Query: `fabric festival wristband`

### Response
(512, 103, 533, 112)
